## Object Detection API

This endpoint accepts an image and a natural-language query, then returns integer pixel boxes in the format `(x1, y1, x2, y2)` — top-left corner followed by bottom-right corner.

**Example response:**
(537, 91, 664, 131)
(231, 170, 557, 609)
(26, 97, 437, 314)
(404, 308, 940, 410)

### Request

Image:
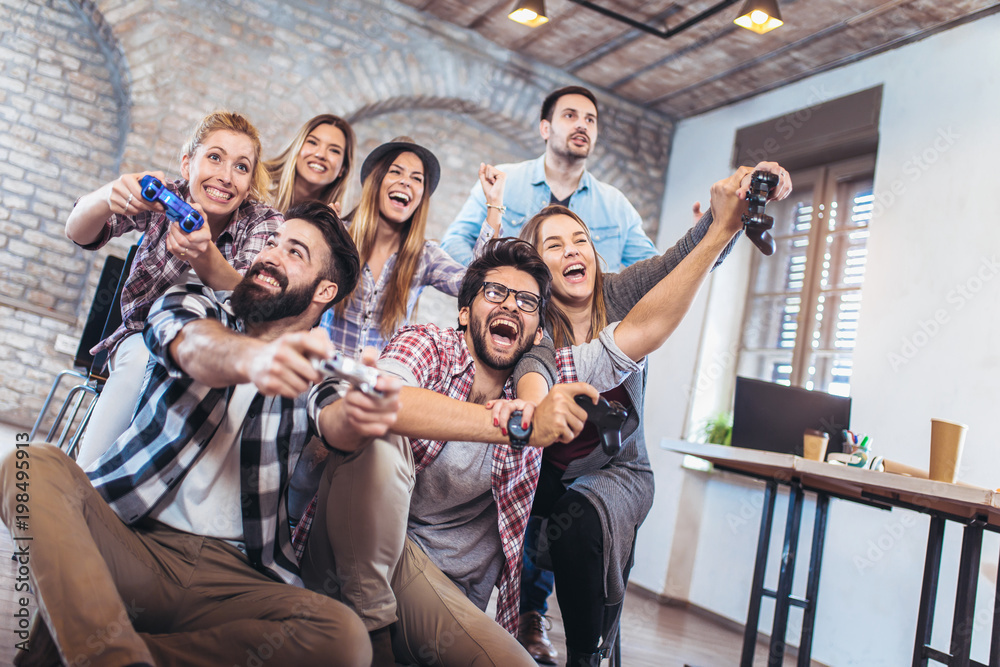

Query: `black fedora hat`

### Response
(359, 137, 441, 195)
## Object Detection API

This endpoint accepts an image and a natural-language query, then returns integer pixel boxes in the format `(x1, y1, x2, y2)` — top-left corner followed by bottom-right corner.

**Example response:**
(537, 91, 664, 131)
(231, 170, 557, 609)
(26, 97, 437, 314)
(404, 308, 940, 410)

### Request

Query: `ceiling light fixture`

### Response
(509, 0, 777, 42)
(734, 0, 783, 34)
(509, 0, 549, 27)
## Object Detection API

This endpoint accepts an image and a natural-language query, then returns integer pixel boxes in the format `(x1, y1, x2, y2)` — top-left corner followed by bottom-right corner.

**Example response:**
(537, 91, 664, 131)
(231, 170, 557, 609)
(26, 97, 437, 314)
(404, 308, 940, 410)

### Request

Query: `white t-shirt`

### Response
(150, 383, 257, 546)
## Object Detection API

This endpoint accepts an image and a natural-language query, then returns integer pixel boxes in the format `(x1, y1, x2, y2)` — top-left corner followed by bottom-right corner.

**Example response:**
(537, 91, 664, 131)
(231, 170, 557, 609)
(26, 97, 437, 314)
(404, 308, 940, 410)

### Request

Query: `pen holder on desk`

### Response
(803, 429, 829, 461)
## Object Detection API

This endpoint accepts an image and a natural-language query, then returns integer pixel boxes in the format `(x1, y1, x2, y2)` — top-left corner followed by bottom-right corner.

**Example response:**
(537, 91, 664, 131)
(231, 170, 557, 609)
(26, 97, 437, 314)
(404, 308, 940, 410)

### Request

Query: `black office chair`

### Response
(29, 245, 138, 457)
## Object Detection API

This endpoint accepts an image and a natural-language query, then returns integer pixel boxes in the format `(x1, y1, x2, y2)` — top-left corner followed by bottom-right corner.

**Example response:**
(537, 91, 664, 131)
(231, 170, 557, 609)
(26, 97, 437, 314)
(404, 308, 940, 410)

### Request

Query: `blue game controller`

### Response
(139, 175, 204, 233)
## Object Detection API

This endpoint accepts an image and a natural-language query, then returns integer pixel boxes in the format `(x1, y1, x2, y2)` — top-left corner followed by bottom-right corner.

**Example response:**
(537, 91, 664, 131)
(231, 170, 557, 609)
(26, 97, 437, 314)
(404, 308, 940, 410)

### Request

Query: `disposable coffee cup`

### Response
(929, 418, 968, 483)
(803, 429, 830, 462)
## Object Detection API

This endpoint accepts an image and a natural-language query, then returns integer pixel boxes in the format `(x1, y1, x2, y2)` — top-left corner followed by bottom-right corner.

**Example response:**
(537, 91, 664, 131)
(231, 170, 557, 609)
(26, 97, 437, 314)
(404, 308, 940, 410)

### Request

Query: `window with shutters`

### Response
(737, 155, 875, 396)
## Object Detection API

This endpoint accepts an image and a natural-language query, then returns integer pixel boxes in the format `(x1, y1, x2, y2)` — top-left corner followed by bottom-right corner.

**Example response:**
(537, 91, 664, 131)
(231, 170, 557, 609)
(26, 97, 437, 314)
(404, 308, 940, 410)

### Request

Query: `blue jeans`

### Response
(519, 516, 555, 615)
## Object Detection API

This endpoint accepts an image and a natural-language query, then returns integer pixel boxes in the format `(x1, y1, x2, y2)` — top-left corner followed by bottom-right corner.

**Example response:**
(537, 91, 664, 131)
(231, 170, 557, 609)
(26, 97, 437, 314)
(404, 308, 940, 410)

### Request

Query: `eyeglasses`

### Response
(480, 281, 542, 313)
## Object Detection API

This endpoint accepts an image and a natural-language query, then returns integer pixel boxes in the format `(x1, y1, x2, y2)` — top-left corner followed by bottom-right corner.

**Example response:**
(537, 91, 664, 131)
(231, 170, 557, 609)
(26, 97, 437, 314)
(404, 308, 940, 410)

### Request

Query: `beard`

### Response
(550, 132, 592, 161)
(469, 311, 536, 371)
(230, 264, 320, 326)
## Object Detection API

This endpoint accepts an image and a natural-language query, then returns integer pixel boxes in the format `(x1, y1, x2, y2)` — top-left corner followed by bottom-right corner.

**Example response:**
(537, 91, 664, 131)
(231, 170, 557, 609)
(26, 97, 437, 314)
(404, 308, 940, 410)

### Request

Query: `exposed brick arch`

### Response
(346, 95, 538, 156)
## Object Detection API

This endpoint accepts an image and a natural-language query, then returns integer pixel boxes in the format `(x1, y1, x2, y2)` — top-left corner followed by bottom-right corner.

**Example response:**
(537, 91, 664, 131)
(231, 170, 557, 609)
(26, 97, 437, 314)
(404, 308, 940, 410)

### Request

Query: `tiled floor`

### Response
(0, 422, 821, 666)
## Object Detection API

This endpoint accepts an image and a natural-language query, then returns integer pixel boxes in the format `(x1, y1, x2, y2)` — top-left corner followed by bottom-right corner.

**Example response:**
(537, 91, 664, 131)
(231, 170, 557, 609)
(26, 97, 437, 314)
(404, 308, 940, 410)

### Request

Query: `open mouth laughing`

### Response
(562, 262, 587, 284)
(487, 314, 521, 348)
(387, 190, 411, 208)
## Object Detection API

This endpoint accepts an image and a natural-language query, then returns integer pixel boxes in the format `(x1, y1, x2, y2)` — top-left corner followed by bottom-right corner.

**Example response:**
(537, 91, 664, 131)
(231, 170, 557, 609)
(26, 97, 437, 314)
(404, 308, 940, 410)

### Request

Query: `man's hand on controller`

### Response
(245, 328, 333, 398)
(339, 347, 402, 440)
(528, 382, 598, 447)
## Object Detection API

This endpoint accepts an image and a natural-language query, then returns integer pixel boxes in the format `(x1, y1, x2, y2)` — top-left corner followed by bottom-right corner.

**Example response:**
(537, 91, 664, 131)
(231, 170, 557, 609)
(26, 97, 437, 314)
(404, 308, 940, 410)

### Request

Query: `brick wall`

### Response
(0, 0, 675, 428)
(0, 0, 129, 426)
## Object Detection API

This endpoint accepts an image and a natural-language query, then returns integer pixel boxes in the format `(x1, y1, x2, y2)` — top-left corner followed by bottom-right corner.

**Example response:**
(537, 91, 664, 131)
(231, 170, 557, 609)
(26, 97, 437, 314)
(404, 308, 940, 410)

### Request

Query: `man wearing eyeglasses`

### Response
(296, 238, 635, 666)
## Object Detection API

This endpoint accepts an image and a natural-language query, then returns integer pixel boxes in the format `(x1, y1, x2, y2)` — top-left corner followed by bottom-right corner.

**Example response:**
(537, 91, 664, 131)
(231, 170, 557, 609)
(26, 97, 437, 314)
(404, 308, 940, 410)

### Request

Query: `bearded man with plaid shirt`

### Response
(296, 238, 640, 666)
(0, 202, 408, 667)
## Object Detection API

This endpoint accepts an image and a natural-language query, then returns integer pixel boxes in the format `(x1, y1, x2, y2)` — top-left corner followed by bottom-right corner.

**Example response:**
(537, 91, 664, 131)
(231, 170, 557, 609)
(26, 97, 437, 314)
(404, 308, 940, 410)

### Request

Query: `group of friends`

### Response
(3, 85, 791, 667)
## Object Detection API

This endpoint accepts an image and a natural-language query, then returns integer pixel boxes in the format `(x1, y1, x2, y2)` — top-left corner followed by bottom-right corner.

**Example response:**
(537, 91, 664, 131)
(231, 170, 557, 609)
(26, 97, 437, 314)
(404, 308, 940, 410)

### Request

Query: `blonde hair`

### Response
(518, 205, 608, 347)
(335, 148, 431, 339)
(263, 114, 356, 213)
(181, 110, 269, 203)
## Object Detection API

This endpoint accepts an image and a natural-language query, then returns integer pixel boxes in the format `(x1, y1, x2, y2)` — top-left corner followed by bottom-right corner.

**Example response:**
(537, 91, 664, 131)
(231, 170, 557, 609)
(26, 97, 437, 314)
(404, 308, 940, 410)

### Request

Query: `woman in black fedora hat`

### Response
(319, 137, 504, 356)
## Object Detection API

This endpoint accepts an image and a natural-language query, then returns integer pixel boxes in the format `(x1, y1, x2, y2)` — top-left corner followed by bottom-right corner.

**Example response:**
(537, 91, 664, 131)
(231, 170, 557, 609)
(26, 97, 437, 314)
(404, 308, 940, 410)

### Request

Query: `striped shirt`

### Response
(87, 278, 342, 586)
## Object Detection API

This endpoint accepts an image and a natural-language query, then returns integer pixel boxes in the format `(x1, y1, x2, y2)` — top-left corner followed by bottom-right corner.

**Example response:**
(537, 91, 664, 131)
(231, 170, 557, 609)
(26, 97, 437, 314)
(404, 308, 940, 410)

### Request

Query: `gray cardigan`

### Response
(516, 211, 736, 648)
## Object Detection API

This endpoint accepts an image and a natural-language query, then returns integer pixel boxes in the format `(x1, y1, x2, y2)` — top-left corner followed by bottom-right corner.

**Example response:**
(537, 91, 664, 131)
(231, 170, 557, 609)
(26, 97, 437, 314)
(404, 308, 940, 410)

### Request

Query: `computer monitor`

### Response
(732, 376, 852, 456)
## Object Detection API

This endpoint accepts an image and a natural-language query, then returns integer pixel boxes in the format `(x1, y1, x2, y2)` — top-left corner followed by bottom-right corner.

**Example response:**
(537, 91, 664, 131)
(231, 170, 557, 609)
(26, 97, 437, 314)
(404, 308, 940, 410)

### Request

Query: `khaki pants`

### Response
(0, 444, 370, 667)
(391, 539, 537, 667)
(300, 434, 415, 631)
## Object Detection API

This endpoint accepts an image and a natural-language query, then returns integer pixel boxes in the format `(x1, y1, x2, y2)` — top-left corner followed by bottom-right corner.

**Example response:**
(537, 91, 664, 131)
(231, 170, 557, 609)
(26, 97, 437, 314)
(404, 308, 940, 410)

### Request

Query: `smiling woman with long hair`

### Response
(65, 110, 282, 469)
(263, 114, 356, 213)
(509, 163, 791, 666)
(320, 137, 501, 356)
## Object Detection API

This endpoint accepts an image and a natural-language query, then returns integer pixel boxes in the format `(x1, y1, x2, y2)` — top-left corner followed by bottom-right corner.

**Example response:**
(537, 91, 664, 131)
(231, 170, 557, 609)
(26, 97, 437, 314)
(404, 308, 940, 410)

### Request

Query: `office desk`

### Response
(664, 442, 1000, 667)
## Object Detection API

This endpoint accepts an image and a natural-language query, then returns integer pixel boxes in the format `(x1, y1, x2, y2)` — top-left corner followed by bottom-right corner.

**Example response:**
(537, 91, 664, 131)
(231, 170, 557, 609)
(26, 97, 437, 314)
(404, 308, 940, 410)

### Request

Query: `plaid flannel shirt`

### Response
(292, 324, 578, 635)
(87, 278, 342, 586)
(79, 179, 282, 357)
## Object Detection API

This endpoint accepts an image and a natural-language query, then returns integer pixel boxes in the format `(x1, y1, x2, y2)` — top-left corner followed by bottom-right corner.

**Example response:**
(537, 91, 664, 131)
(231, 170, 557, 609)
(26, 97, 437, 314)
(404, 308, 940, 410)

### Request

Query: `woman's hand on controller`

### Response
(485, 398, 535, 435)
(741, 161, 793, 201)
(165, 202, 212, 263)
(106, 171, 166, 216)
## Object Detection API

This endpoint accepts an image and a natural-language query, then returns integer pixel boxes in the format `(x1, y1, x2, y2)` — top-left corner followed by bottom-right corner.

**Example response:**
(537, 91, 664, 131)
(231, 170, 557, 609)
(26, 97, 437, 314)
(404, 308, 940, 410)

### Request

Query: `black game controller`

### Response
(312, 351, 382, 397)
(574, 394, 628, 457)
(742, 170, 779, 256)
(139, 175, 205, 233)
(507, 411, 531, 450)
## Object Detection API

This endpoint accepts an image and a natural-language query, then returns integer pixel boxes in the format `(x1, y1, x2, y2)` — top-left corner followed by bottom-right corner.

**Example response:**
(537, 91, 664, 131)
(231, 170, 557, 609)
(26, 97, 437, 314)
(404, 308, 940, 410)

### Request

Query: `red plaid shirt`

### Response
(79, 179, 282, 356)
(291, 325, 577, 635)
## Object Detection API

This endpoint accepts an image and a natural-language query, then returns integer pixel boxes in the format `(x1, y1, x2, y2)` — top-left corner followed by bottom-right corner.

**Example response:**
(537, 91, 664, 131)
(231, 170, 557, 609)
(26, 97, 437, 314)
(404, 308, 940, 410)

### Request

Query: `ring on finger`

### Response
(124, 193, 133, 210)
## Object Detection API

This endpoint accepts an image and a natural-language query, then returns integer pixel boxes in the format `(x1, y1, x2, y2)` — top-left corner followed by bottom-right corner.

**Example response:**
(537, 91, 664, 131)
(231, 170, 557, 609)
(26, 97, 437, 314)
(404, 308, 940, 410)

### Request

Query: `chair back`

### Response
(74, 244, 139, 376)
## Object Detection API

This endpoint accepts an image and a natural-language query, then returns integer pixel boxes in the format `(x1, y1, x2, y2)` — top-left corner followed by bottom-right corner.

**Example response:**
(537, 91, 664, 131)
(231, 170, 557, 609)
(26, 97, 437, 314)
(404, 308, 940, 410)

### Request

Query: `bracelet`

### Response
(486, 203, 506, 214)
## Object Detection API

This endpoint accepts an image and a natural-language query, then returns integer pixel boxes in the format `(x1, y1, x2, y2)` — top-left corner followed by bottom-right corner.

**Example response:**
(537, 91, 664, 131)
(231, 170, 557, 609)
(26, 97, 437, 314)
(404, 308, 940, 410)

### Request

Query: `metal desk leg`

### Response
(770, 481, 805, 667)
(914, 516, 946, 667)
(798, 493, 830, 667)
(742, 479, 779, 667)
(950, 519, 984, 667)
(989, 539, 1000, 667)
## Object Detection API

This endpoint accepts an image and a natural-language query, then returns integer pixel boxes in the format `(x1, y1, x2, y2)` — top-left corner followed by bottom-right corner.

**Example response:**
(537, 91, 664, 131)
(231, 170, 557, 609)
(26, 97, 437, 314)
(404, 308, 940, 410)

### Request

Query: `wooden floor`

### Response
(0, 423, 823, 666)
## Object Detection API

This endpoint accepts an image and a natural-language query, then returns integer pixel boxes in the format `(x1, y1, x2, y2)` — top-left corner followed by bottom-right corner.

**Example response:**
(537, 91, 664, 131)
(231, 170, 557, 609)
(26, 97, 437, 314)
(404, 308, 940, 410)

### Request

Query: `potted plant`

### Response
(700, 412, 733, 446)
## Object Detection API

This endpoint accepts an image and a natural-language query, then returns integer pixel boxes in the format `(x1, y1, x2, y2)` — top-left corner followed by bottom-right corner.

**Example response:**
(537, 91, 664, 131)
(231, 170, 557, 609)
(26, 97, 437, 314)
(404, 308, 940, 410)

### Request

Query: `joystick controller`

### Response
(742, 170, 779, 256)
(312, 351, 382, 397)
(139, 175, 205, 233)
(574, 394, 628, 457)
(504, 395, 629, 454)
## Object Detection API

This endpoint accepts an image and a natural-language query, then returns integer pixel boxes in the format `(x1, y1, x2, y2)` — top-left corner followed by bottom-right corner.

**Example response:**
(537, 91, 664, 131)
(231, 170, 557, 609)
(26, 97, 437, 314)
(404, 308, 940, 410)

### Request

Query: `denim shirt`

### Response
(440, 155, 657, 271)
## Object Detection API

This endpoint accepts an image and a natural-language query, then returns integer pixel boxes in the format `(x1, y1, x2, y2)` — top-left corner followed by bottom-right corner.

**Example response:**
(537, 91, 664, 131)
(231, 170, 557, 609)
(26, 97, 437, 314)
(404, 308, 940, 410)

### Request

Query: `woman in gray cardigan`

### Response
(511, 163, 791, 666)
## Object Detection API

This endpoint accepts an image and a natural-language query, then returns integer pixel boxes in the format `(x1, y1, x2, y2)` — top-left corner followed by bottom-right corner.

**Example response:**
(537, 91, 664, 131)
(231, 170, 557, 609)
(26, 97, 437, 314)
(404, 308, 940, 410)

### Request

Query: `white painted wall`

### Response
(632, 13, 1000, 665)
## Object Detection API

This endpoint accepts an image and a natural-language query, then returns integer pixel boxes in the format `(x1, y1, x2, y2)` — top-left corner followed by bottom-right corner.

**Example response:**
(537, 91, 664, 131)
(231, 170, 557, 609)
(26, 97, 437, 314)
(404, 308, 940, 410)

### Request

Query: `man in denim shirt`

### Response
(441, 86, 658, 272)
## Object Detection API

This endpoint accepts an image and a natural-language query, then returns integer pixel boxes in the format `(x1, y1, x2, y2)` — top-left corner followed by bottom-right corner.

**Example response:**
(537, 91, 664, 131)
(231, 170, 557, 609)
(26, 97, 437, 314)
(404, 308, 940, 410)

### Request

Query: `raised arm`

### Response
(612, 164, 792, 362)
(440, 177, 489, 266)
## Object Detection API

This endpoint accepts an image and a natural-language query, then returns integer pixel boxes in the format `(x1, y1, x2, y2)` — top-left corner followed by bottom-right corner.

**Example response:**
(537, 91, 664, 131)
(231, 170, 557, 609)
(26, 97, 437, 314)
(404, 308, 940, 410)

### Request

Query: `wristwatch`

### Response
(507, 410, 532, 450)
